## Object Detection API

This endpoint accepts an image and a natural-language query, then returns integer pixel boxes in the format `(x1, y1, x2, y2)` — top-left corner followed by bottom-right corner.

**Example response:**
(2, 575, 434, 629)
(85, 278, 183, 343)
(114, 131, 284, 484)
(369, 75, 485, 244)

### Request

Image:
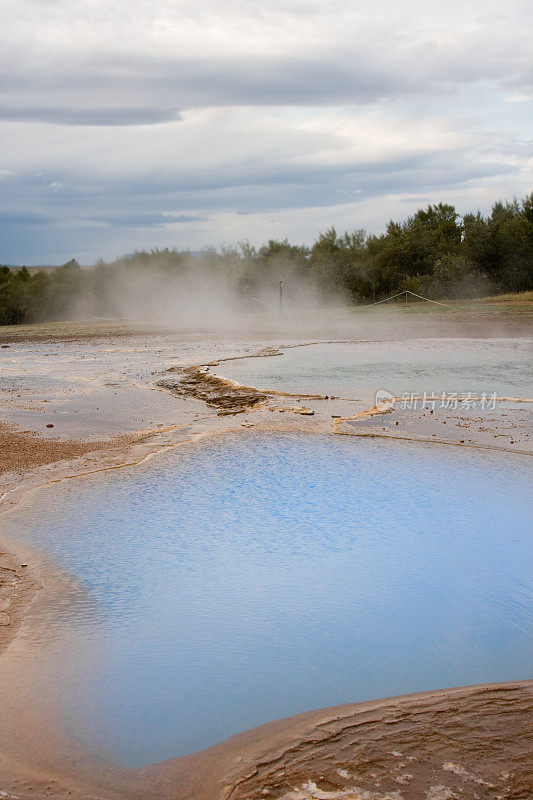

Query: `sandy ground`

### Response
(0, 305, 532, 799)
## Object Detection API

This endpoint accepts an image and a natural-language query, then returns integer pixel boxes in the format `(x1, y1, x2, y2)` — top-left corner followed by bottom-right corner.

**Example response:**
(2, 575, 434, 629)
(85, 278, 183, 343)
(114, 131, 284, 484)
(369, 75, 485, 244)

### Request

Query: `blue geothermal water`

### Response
(5, 434, 532, 766)
(218, 338, 533, 398)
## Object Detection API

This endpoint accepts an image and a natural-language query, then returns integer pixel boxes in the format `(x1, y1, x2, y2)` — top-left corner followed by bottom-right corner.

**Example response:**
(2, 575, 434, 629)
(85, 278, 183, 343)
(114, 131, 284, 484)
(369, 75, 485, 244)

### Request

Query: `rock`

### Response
(46, 423, 54, 428)
(0, 612, 11, 626)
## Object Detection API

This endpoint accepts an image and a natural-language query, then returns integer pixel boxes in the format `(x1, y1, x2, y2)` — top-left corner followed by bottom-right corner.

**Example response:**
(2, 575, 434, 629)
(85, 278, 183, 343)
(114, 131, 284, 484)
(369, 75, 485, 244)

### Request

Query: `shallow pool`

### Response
(219, 338, 533, 399)
(5, 434, 532, 766)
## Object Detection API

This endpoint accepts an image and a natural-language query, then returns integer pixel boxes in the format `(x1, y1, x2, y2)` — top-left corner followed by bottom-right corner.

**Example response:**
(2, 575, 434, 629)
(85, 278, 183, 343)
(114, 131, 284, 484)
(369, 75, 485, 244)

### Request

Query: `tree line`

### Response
(1, 193, 532, 325)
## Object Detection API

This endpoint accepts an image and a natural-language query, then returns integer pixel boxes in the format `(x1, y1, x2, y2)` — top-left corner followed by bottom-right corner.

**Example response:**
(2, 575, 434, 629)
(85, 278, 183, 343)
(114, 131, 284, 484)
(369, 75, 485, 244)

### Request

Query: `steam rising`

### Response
(71, 249, 349, 333)
(63, 249, 526, 343)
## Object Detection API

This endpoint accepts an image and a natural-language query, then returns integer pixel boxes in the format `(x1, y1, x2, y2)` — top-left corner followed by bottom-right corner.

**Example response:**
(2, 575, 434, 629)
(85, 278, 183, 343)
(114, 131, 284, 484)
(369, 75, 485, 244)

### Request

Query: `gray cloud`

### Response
(92, 148, 517, 201)
(1, 56, 398, 127)
(1, 145, 515, 226)
(91, 212, 207, 227)
(1, 48, 512, 127)
(0, 211, 49, 224)
(0, 0, 530, 262)
(499, 65, 533, 93)
(0, 106, 181, 126)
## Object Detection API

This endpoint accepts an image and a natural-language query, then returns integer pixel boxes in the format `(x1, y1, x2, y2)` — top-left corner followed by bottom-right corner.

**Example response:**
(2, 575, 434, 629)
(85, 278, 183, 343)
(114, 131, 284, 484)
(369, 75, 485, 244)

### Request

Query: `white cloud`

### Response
(0, 0, 531, 262)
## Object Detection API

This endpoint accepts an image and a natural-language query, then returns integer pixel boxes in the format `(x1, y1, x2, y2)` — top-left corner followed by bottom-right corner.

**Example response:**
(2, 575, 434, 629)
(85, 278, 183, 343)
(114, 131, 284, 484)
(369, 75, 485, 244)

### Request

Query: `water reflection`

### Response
(3, 434, 532, 766)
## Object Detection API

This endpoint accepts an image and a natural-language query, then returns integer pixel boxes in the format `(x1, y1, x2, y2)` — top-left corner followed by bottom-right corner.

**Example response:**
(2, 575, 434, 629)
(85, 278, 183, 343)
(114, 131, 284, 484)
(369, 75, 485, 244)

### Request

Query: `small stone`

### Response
(46, 423, 54, 428)
(0, 612, 11, 626)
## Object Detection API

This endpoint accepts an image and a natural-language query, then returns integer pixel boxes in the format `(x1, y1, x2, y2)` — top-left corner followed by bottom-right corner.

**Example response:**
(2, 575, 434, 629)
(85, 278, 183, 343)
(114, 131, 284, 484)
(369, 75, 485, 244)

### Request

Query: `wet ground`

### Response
(0, 311, 532, 800)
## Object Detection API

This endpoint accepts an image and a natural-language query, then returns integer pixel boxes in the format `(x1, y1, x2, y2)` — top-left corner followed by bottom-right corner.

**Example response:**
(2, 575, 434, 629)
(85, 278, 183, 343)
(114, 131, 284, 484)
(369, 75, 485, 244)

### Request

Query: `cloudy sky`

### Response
(1, 0, 532, 264)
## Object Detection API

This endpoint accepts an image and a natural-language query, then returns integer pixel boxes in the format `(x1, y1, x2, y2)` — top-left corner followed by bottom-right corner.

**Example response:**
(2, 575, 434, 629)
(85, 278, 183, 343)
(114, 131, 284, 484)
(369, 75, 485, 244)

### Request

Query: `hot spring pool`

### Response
(218, 338, 533, 399)
(4, 434, 532, 766)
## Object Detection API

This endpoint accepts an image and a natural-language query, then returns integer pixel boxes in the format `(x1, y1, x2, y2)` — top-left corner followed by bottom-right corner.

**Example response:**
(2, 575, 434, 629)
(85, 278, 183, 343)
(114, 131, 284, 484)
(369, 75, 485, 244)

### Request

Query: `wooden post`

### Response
(279, 280, 283, 315)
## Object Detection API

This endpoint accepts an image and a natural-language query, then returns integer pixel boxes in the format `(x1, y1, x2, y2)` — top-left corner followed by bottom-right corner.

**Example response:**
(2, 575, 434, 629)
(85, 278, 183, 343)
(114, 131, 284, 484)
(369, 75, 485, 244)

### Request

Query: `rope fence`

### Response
(237, 296, 275, 308)
(364, 290, 450, 308)
(237, 290, 450, 311)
